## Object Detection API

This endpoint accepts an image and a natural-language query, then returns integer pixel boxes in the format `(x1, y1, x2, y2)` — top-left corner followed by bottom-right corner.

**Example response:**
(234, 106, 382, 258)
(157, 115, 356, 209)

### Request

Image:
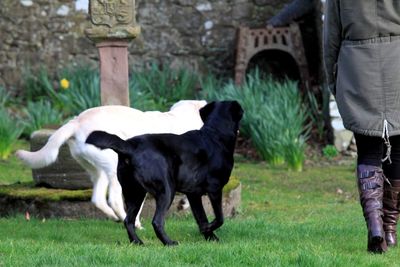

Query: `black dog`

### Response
(86, 101, 243, 245)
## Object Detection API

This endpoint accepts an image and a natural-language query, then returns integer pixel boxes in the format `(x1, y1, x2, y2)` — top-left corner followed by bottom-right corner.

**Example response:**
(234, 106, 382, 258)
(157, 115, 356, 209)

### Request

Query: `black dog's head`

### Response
(200, 101, 243, 132)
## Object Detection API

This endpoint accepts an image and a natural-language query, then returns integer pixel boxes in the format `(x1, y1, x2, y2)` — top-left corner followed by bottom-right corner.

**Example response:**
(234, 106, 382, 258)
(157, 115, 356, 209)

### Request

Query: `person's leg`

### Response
(354, 133, 387, 253)
(382, 135, 400, 246)
(354, 134, 383, 167)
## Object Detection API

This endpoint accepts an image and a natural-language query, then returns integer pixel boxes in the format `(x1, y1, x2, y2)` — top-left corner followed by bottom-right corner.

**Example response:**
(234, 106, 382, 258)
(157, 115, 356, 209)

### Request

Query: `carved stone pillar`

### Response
(85, 0, 140, 106)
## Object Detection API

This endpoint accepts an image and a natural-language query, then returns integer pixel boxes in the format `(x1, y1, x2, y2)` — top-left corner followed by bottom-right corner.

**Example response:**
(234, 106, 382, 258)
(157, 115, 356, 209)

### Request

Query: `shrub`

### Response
(304, 89, 327, 142)
(0, 108, 24, 160)
(129, 87, 159, 111)
(22, 65, 101, 116)
(22, 67, 56, 103)
(22, 63, 200, 115)
(201, 71, 309, 171)
(0, 86, 11, 107)
(58, 65, 101, 115)
(26, 64, 174, 113)
(21, 100, 64, 137)
(130, 63, 200, 111)
(322, 145, 339, 159)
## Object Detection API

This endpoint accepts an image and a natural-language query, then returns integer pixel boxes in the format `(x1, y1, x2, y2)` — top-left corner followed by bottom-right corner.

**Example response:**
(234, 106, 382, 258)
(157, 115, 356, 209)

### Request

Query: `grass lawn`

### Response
(0, 142, 399, 266)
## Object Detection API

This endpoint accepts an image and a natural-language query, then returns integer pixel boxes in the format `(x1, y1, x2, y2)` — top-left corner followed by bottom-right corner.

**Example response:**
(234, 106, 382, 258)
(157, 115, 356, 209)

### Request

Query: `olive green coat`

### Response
(323, 0, 400, 137)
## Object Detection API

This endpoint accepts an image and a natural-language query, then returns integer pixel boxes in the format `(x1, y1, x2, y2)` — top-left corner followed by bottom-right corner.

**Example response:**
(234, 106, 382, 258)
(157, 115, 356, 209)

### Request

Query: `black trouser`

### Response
(354, 134, 400, 179)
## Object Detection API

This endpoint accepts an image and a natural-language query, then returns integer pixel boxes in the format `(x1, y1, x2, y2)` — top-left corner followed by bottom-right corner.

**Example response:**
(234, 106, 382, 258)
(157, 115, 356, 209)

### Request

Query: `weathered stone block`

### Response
(30, 129, 92, 190)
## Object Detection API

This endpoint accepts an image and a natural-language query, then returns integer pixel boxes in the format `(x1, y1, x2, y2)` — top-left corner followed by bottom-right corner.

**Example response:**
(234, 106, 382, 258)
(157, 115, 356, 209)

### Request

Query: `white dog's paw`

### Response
(135, 222, 144, 230)
(177, 196, 190, 211)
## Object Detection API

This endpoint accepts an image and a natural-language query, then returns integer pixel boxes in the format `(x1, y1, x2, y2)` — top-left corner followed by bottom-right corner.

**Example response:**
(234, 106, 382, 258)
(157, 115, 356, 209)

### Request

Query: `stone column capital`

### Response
(85, 0, 140, 43)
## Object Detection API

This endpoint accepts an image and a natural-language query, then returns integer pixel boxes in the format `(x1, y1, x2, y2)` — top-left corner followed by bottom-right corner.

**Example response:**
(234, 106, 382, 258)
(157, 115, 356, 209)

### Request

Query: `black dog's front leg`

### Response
(207, 190, 224, 233)
(187, 194, 219, 241)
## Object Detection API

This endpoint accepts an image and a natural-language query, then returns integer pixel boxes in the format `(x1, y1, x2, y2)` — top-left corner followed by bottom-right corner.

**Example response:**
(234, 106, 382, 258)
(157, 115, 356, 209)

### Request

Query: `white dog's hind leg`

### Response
(107, 174, 127, 221)
(92, 171, 119, 221)
(136, 199, 145, 229)
(68, 146, 119, 221)
(108, 173, 144, 229)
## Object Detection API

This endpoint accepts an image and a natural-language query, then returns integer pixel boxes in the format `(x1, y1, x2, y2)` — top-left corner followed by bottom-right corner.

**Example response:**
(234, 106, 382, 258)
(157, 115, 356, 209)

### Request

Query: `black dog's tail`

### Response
(86, 131, 131, 156)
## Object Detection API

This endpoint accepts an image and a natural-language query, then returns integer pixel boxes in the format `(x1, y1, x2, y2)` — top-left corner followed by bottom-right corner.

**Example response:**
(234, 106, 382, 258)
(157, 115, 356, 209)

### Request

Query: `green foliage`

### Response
(202, 71, 309, 171)
(304, 89, 325, 141)
(15, 63, 204, 141)
(21, 100, 64, 137)
(0, 140, 32, 185)
(130, 63, 200, 111)
(21, 63, 200, 116)
(22, 67, 56, 103)
(128, 84, 159, 111)
(197, 74, 224, 101)
(0, 108, 24, 160)
(323, 145, 339, 159)
(303, 87, 330, 141)
(0, 86, 11, 107)
(22, 65, 101, 116)
(57, 65, 101, 115)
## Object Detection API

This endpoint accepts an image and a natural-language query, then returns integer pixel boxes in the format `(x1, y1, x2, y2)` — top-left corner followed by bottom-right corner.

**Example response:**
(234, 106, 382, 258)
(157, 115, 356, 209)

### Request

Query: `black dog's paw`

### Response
(165, 240, 179, 246)
(204, 232, 219, 242)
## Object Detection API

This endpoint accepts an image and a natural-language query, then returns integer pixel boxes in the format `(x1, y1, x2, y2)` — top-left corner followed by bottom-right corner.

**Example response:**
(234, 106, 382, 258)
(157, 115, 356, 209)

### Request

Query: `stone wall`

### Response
(0, 0, 93, 90)
(0, 0, 290, 91)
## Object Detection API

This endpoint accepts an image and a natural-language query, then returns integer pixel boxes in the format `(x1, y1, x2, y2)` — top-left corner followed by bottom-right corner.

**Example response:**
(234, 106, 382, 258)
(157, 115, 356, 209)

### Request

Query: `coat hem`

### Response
(344, 123, 400, 137)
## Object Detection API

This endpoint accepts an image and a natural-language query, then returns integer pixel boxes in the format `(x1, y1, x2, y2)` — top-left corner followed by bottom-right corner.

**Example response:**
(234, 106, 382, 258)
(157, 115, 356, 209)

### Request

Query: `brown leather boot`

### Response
(357, 165, 387, 253)
(383, 179, 400, 247)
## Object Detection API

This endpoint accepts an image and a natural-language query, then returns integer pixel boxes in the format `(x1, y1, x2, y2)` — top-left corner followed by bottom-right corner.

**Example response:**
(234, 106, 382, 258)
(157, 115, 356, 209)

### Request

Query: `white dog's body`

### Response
(16, 100, 206, 227)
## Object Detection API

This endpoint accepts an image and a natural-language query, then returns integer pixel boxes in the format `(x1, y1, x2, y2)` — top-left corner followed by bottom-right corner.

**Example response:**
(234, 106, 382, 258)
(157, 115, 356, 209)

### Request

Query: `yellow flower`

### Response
(60, 78, 70, 90)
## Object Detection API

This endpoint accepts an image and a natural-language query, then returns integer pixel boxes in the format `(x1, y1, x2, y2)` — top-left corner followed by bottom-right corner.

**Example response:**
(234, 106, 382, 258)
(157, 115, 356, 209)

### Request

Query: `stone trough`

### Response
(30, 129, 92, 190)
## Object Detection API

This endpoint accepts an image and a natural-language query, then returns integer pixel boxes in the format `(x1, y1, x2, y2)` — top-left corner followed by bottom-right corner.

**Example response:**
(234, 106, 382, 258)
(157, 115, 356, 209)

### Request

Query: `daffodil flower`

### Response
(60, 78, 70, 90)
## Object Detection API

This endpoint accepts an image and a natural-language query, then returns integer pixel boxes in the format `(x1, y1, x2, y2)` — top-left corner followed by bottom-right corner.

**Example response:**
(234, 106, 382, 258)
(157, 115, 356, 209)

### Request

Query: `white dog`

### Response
(16, 100, 206, 228)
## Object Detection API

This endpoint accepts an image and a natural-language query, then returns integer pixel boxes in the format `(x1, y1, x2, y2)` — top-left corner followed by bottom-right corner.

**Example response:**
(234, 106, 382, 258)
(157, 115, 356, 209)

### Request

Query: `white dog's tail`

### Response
(15, 119, 78, 169)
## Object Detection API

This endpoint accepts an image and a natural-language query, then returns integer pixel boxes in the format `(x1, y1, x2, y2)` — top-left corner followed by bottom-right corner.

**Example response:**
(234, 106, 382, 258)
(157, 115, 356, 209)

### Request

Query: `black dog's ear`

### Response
(230, 100, 244, 121)
(200, 101, 216, 122)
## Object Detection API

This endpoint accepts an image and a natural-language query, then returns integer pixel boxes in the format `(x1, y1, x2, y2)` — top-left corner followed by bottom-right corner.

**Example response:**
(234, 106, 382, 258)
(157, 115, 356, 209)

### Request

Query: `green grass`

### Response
(0, 140, 32, 185)
(0, 143, 399, 266)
